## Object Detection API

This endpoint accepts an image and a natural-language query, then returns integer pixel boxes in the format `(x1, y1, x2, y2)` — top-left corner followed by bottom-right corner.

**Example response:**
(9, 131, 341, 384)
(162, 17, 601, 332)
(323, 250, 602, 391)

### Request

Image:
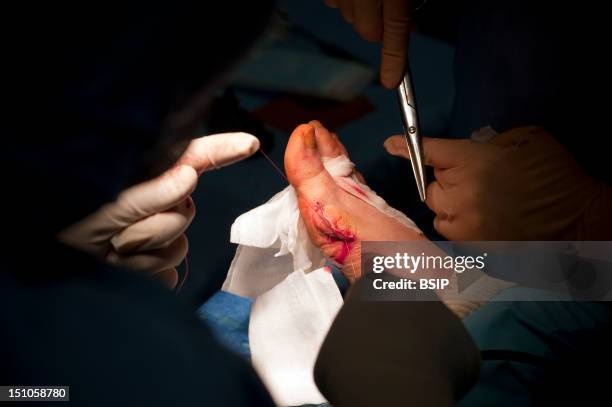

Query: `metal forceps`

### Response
(396, 67, 427, 202)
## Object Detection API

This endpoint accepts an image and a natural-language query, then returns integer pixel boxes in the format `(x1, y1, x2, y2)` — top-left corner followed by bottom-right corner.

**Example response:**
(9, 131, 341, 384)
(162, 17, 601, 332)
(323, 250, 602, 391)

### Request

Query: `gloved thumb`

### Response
(57, 164, 198, 254)
(103, 165, 198, 228)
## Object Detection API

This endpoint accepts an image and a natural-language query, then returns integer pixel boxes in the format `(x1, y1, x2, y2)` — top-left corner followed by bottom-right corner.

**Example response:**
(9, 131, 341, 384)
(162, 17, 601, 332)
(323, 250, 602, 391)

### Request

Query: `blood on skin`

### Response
(334, 240, 353, 264)
(312, 201, 356, 265)
(350, 184, 368, 199)
(334, 176, 369, 199)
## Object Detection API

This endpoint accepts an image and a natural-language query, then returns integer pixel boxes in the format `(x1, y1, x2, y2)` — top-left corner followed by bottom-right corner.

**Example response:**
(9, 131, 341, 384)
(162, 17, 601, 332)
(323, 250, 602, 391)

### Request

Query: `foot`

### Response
(284, 121, 426, 282)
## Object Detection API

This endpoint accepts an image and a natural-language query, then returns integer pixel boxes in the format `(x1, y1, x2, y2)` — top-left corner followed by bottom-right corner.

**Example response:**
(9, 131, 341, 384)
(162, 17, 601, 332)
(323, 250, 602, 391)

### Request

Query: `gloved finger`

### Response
(433, 167, 455, 188)
(384, 135, 412, 160)
(381, 0, 411, 88)
(426, 181, 452, 220)
(153, 268, 179, 289)
(106, 234, 188, 273)
(111, 197, 195, 253)
(108, 165, 198, 227)
(387, 135, 477, 169)
(354, 0, 383, 41)
(469, 126, 498, 144)
(176, 132, 260, 175)
(339, 0, 355, 23)
(433, 215, 456, 241)
(488, 126, 546, 147)
(423, 137, 495, 169)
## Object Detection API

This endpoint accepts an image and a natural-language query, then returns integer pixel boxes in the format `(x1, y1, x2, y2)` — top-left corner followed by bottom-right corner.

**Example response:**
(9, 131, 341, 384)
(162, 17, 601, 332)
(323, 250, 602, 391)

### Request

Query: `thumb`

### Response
(58, 164, 198, 251)
(108, 165, 198, 227)
(385, 135, 475, 169)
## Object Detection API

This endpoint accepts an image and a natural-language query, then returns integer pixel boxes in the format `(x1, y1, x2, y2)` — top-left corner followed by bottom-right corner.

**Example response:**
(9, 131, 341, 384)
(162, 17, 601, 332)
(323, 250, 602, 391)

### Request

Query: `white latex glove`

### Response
(58, 132, 260, 288)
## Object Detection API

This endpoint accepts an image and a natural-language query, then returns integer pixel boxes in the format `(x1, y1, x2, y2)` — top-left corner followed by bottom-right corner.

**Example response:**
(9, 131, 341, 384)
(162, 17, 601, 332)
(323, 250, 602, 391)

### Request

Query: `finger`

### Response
(438, 213, 479, 241)
(433, 167, 454, 188)
(469, 126, 498, 144)
(309, 120, 344, 159)
(433, 215, 455, 240)
(488, 126, 546, 147)
(110, 165, 197, 225)
(425, 180, 451, 220)
(106, 234, 188, 273)
(354, 0, 383, 41)
(386, 136, 459, 184)
(384, 135, 411, 160)
(381, 0, 411, 88)
(111, 197, 195, 253)
(339, 0, 355, 23)
(387, 135, 464, 168)
(325, 0, 339, 8)
(154, 268, 179, 289)
(423, 137, 487, 169)
(176, 132, 260, 175)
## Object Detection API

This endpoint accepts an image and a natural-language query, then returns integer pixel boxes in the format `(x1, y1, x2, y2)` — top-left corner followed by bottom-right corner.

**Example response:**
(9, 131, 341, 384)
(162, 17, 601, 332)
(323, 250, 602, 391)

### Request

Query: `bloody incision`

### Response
(312, 201, 356, 265)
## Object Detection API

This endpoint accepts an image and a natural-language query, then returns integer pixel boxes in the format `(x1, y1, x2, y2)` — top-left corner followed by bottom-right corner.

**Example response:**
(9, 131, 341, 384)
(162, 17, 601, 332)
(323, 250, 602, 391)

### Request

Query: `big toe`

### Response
(309, 120, 345, 159)
(284, 124, 336, 194)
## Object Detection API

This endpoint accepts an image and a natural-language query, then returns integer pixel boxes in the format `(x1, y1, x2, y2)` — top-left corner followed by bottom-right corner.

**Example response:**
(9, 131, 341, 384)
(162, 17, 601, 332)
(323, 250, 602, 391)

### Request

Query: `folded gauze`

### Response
(223, 155, 420, 298)
(222, 155, 420, 406)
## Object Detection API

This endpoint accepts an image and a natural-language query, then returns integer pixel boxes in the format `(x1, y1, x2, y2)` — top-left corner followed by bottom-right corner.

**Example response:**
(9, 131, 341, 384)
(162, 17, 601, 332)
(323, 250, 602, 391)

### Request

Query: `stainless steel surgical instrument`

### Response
(396, 66, 427, 202)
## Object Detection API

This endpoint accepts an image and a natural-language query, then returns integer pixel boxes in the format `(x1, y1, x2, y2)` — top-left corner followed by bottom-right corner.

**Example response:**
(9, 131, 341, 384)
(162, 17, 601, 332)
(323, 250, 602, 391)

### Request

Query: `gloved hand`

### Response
(385, 127, 606, 240)
(323, 0, 413, 88)
(58, 132, 259, 288)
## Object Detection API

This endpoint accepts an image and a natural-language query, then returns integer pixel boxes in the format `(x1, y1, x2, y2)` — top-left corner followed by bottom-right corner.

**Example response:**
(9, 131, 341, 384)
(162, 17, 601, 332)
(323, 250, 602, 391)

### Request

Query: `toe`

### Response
(331, 132, 350, 158)
(309, 120, 344, 159)
(285, 123, 336, 193)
